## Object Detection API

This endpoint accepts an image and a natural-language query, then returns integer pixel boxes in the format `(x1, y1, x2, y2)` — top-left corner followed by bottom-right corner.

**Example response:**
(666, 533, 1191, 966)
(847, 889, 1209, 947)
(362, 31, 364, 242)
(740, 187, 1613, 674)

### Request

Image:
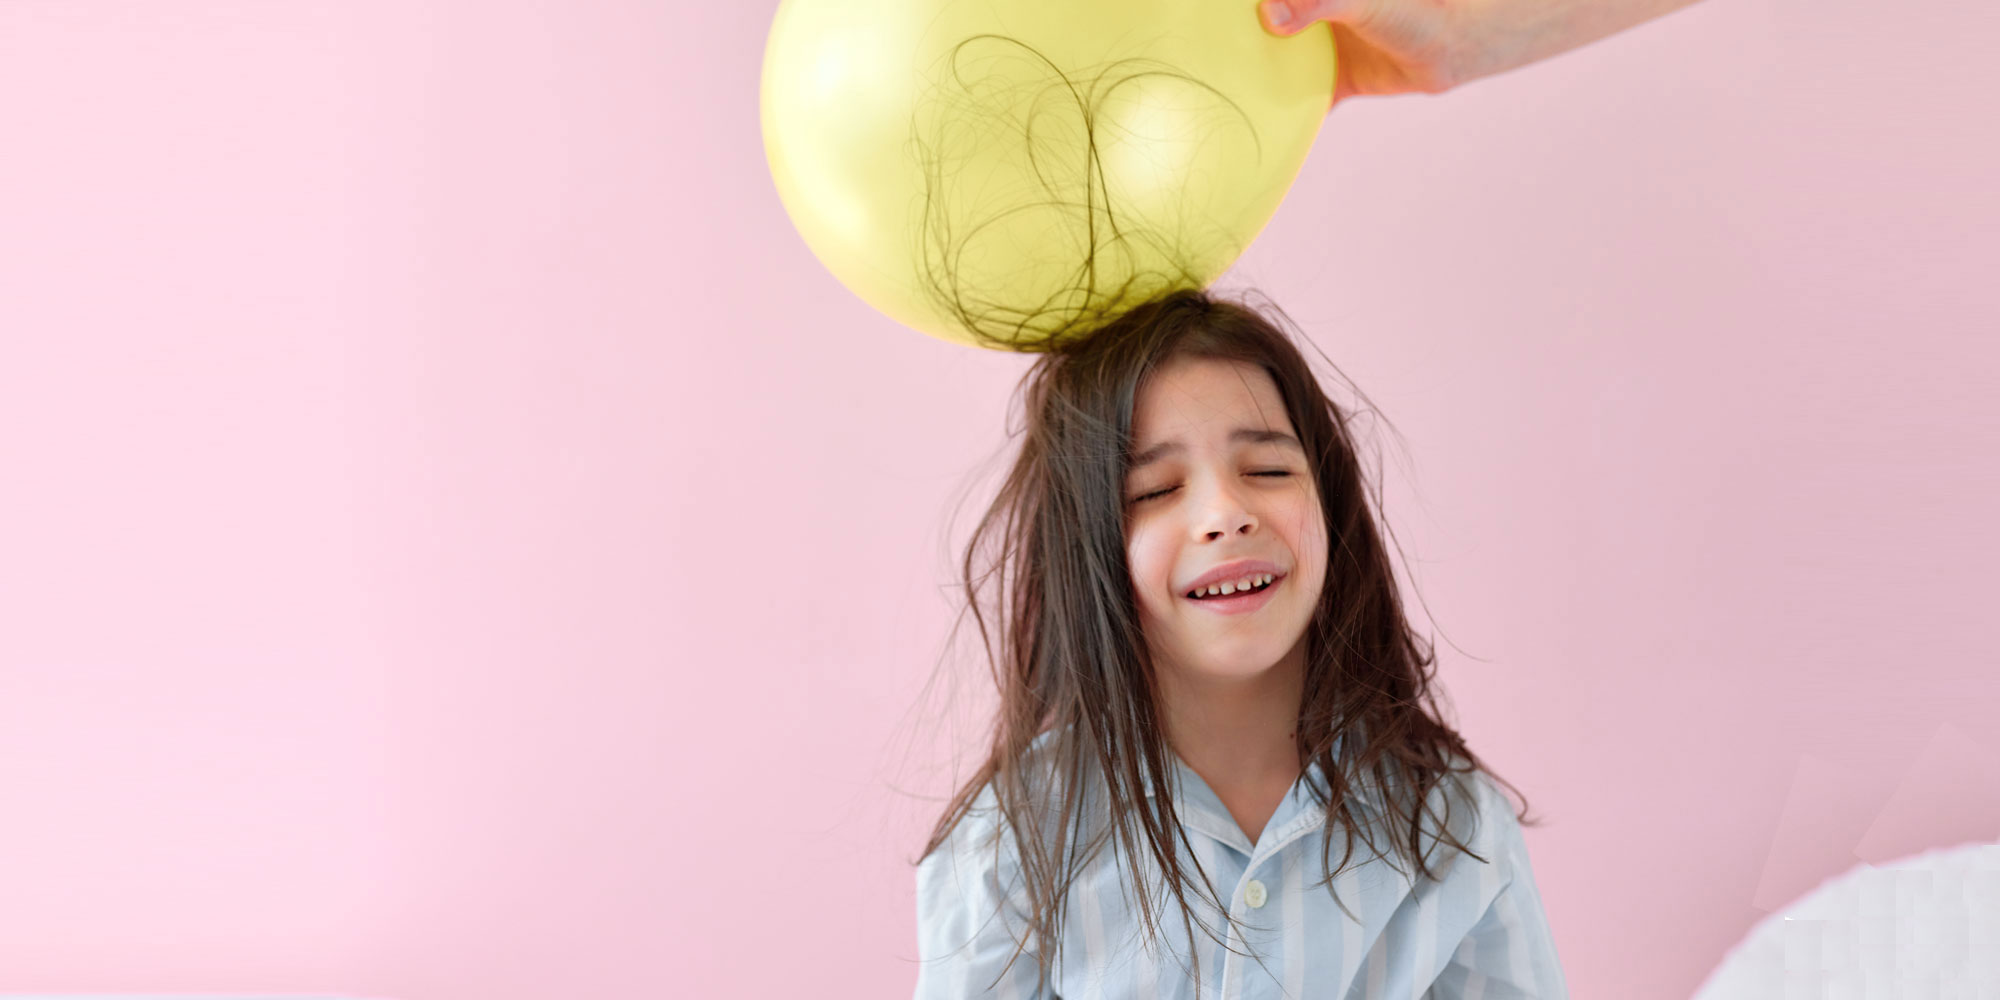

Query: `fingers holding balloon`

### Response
(1259, 0, 1379, 37)
(1258, 0, 1467, 105)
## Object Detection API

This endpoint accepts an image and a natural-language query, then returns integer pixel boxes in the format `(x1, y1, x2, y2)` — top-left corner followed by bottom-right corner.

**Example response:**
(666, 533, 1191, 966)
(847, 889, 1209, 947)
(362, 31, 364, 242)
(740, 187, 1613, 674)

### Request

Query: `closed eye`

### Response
(1127, 470, 1294, 505)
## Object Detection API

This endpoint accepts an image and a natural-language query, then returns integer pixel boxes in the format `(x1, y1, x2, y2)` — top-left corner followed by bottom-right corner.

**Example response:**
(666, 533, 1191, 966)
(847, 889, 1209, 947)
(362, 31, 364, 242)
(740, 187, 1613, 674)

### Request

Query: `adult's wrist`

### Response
(1454, 0, 1706, 87)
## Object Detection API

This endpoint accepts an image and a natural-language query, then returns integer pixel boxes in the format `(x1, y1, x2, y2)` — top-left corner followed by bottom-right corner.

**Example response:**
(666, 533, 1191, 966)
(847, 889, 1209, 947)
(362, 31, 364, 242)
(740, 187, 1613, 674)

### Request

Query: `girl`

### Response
(909, 289, 1565, 999)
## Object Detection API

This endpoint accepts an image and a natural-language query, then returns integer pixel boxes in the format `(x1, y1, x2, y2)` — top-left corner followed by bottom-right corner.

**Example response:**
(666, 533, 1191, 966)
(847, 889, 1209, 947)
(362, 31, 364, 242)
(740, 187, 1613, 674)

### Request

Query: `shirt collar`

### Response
(1024, 725, 1385, 819)
(1144, 736, 1382, 812)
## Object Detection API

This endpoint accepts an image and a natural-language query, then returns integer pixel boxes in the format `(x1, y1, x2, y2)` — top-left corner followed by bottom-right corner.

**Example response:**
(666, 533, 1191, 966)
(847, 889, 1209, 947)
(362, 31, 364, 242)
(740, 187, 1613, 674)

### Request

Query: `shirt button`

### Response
(1245, 879, 1267, 909)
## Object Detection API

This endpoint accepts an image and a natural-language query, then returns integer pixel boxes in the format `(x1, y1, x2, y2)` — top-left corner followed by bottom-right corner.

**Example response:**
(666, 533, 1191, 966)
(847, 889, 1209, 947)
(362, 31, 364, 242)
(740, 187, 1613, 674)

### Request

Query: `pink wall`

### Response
(0, 0, 1993, 997)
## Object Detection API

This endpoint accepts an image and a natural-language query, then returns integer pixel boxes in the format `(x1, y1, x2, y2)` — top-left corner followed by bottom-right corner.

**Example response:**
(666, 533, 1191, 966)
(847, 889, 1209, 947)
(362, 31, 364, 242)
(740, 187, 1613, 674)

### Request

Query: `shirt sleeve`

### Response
(1427, 775, 1571, 999)
(911, 786, 1051, 1000)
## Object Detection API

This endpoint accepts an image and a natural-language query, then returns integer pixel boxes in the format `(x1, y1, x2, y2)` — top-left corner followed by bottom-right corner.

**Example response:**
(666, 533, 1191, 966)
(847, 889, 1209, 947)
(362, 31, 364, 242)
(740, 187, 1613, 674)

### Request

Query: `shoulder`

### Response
(912, 775, 1051, 995)
(1442, 759, 1514, 833)
(915, 778, 1026, 931)
(918, 751, 1053, 889)
(1393, 757, 1521, 881)
(921, 778, 1009, 871)
(1440, 765, 1530, 887)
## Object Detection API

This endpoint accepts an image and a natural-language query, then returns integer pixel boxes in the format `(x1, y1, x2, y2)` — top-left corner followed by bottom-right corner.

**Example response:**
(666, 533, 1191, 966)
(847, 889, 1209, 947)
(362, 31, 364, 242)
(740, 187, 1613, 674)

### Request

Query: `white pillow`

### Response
(1694, 839, 2000, 998)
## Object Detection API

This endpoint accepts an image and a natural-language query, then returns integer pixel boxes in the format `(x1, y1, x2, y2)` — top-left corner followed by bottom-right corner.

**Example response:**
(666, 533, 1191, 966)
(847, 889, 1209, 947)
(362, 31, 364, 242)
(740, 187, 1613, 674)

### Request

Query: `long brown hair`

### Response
(911, 286, 1543, 995)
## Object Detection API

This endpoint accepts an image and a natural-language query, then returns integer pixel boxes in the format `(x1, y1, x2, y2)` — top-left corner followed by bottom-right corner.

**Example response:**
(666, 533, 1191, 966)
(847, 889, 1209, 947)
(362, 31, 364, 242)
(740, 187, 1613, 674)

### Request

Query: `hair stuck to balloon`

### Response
(902, 288, 1544, 995)
(910, 34, 1268, 352)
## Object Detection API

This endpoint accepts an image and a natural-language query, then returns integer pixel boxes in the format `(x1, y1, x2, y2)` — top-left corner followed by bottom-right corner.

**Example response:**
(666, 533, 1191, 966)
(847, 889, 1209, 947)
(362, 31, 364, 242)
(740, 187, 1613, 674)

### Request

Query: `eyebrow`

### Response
(1127, 428, 1305, 470)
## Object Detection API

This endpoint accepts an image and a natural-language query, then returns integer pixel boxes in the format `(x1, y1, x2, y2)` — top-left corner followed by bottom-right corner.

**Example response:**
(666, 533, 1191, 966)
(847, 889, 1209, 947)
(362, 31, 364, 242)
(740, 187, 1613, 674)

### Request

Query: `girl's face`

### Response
(1122, 356, 1328, 685)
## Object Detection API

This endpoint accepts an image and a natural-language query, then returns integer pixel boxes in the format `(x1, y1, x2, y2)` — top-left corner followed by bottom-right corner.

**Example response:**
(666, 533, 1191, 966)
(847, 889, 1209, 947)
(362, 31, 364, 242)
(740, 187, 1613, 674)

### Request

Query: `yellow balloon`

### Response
(760, 0, 1334, 351)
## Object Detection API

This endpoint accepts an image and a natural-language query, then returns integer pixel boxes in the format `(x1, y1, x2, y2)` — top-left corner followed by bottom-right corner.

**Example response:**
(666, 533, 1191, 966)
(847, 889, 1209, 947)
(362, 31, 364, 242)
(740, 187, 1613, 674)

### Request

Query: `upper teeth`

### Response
(1191, 573, 1274, 598)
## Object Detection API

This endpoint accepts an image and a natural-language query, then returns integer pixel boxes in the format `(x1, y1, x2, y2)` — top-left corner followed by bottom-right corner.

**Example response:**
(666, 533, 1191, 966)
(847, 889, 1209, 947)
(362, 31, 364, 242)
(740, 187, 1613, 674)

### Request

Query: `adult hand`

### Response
(1259, 0, 1710, 112)
(1257, 0, 1470, 111)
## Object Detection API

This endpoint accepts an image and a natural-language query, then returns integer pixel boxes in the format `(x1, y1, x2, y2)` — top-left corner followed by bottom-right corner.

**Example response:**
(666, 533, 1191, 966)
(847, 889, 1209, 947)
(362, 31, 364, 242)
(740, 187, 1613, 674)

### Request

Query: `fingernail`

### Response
(1262, 0, 1294, 27)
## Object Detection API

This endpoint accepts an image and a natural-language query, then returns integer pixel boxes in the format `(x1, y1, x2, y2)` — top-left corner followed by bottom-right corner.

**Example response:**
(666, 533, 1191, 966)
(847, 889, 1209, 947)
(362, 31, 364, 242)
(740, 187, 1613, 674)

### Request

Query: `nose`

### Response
(1202, 519, 1256, 543)
(1193, 480, 1258, 541)
(1200, 514, 1257, 541)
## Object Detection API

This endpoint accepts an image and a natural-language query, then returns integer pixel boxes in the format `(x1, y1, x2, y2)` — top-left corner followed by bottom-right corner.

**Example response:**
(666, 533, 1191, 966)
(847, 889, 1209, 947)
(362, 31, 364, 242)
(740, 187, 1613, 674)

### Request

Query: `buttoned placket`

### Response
(1213, 799, 1327, 999)
(1140, 736, 1366, 999)
(1167, 760, 1333, 1000)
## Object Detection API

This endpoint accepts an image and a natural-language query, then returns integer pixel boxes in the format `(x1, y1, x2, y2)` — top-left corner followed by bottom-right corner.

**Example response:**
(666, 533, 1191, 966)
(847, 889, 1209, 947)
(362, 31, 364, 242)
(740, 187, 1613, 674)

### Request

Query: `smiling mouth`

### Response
(1183, 573, 1284, 610)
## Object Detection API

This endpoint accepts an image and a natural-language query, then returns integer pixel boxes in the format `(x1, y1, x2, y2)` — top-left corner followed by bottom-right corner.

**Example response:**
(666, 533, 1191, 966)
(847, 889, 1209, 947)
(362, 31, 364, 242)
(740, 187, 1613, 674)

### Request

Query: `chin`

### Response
(1188, 644, 1292, 677)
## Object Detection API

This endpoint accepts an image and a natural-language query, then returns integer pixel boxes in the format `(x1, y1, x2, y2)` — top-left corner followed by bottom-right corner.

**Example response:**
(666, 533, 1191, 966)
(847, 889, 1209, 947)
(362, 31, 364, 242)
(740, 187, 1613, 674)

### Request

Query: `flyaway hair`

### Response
(911, 287, 1543, 996)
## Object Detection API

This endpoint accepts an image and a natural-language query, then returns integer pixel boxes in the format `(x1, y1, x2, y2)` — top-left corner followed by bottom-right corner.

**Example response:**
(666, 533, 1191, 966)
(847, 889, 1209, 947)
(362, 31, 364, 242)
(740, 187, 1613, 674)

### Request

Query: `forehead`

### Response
(1130, 356, 1291, 440)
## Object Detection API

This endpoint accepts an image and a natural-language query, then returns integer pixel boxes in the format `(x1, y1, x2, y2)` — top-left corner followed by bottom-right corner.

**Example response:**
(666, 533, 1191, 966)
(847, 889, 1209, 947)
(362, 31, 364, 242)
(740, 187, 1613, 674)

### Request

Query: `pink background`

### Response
(0, 0, 1994, 997)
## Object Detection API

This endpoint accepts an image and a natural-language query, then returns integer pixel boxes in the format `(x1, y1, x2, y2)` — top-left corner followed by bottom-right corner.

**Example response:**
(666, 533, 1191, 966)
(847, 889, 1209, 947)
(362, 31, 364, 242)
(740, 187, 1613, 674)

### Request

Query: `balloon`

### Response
(760, 0, 1334, 351)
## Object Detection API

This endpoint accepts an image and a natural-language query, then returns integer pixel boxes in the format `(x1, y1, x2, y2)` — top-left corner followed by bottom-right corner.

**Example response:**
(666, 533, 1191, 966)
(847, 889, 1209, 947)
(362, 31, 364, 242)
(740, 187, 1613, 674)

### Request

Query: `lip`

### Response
(1181, 559, 1284, 595)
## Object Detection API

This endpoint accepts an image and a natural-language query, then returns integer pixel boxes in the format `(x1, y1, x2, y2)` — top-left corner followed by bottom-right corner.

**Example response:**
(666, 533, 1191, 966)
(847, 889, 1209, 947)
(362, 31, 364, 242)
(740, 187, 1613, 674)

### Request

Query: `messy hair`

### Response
(912, 287, 1542, 995)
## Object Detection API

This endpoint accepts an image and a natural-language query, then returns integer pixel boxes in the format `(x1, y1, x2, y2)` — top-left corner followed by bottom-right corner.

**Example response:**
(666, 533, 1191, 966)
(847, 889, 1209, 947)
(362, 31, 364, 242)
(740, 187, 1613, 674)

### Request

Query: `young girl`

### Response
(904, 0, 1704, 992)
(909, 289, 1566, 1000)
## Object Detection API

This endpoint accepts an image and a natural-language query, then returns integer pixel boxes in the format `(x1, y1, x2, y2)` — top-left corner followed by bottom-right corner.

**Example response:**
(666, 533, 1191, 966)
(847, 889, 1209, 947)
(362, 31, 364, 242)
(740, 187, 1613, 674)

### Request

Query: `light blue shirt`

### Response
(913, 734, 1568, 999)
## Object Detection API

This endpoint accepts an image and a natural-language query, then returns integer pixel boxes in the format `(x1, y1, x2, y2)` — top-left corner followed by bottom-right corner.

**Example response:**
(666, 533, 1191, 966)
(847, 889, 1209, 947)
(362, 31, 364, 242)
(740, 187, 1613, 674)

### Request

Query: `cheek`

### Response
(1124, 526, 1175, 610)
(1295, 498, 1329, 547)
(1272, 493, 1328, 572)
(1269, 492, 1311, 536)
(1293, 501, 1332, 591)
